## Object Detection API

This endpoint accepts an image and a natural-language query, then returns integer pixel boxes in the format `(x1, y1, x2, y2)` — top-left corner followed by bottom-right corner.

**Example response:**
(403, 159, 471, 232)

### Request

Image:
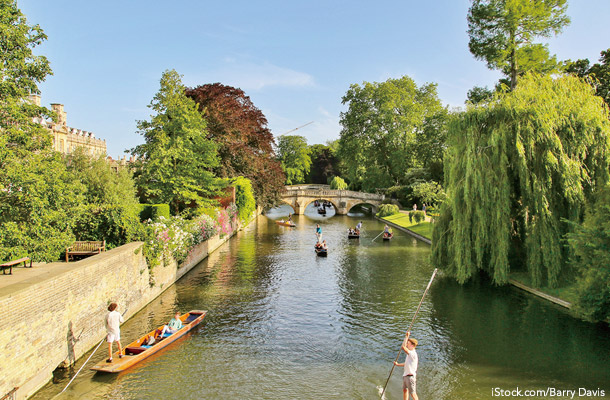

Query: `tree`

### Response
(131, 70, 223, 214)
(0, 1, 84, 262)
(185, 83, 285, 209)
(564, 48, 610, 107)
(467, 0, 570, 90)
(329, 176, 348, 190)
(466, 86, 494, 104)
(567, 184, 610, 321)
(276, 135, 311, 185)
(67, 149, 142, 248)
(307, 143, 340, 184)
(338, 75, 448, 192)
(432, 74, 610, 287)
(231, 176, 256, 223)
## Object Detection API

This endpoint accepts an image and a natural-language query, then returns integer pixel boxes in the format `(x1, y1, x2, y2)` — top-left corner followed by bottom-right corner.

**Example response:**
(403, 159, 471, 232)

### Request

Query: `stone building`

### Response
(28, 94, 107, 156)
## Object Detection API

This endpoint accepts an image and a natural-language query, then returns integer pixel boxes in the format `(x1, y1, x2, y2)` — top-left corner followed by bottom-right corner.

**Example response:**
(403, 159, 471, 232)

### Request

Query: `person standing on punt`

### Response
(105, 302, 124, 363)
(355, 221, 362, 234)
(315, 224, 322, 241)
(393, 331, 419, 400)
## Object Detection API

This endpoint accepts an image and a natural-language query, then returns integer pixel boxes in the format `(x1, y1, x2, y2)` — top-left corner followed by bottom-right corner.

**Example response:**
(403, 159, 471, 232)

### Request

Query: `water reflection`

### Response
(33, 212, 610, 400)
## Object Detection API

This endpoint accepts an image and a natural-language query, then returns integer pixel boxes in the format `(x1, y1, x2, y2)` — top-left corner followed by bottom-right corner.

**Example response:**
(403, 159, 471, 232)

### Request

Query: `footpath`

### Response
(377, 211, 572, 310)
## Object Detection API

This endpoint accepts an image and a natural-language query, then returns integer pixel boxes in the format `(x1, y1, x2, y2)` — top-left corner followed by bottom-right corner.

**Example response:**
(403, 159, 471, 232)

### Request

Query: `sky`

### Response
(18, 0, 610, 158)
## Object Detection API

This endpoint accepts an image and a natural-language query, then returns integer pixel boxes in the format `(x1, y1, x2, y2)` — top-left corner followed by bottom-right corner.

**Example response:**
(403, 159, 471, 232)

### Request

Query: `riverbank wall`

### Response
(0, 217, 254, 400)
(376, 215, 573, 310)
(374, 216, 432, 245)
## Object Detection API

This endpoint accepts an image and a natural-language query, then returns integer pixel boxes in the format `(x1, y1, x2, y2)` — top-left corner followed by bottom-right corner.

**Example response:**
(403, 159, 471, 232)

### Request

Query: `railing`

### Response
(282, 186, 384, 201)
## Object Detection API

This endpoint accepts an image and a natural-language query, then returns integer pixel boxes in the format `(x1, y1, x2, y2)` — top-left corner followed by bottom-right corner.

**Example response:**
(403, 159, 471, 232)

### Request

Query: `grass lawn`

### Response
(380, 213, 433, 240)
(509, 271, 579, 305)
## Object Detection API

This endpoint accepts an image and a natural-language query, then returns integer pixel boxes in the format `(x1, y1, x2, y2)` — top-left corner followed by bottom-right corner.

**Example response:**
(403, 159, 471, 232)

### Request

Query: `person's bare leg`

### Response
(411, 392, 419, 400)
(403, 389, 408, 400)
(107, 342, 113, 360)
(117, 341, 122, 357)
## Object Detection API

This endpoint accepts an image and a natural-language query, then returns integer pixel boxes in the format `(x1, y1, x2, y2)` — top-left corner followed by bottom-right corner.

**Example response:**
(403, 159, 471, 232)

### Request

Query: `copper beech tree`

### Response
(185, 83, 285, 208)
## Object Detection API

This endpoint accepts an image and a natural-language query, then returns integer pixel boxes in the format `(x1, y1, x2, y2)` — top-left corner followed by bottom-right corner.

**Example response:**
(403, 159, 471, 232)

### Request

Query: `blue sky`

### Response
(19, 0, 610, 158)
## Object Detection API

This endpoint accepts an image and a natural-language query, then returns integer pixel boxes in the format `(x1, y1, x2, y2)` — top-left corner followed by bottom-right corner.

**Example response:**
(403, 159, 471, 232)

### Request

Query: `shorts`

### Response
(403, 375, 416, 394)
(106, 332, 120, 342)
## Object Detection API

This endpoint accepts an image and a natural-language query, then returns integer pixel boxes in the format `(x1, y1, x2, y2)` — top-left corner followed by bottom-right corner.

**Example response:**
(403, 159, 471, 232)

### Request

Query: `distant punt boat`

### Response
(315, 247, 328, 257)
(276, 220, 296, 227)
(91, 310, 207, 373)
(348, 233, 360, 239)
(383, 233, 393, 241)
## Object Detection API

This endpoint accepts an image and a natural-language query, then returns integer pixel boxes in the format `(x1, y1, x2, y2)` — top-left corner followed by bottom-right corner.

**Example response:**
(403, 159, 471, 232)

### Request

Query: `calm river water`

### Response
(34, 205, 610, 400)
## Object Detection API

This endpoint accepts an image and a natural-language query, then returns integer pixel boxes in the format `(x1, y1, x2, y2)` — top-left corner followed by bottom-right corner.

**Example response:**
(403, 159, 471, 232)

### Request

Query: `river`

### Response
(33, 205, 610, 399)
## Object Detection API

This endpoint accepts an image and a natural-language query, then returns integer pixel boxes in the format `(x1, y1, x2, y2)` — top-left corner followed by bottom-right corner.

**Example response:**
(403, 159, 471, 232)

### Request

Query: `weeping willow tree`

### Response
(432, 74, 610, 287)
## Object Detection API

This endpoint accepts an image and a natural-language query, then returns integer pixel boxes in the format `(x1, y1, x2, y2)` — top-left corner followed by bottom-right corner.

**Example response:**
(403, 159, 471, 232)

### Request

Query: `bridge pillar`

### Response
(293, 199, 307, 215)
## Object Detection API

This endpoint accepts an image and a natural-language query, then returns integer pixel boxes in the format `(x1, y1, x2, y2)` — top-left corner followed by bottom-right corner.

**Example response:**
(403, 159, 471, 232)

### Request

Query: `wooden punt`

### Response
(315, 247, 328, 257)
(348, 232, 360, 239)
(383, 233, 393, 241)
(276, 220, 296, 227)
(91, 310, 207, 373)
(317, 208, 326, 215)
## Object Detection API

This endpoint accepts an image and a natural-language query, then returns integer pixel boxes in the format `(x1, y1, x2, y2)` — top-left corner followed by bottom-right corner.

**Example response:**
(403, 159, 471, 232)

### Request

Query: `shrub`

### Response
(139, 204, 171, 221)
(231, 176, 256, 222)
(377, 204, 399, 217)
(409, 210, 426, 224)
(329, 176, 348, 190)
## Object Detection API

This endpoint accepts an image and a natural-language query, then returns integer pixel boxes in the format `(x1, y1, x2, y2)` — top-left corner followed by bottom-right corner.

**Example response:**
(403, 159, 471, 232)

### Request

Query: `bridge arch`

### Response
(280, 185, 384, 215)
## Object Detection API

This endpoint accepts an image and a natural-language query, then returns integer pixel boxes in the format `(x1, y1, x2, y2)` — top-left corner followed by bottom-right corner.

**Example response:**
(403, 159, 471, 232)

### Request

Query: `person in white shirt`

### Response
(393, 331, 419, 400)
(105, 302, 124, 363)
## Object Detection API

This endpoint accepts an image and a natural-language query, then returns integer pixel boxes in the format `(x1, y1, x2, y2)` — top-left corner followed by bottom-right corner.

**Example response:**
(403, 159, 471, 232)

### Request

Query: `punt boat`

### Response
(383, 233, 393, 241)
(315, 247, 328, 257)
(276, 220, 296, 227)
(91, 310, 207, 373)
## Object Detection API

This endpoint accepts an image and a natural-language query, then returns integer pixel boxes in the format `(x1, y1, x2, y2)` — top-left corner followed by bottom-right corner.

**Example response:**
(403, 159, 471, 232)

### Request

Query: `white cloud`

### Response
(186, 60, 315, 91)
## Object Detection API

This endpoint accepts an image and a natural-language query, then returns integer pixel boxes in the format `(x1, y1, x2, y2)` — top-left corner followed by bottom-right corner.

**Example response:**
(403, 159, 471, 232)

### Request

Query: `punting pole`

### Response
(372, 231, 384, 242)
(379, 269, 438, 398)
(59, 307, 128, 395)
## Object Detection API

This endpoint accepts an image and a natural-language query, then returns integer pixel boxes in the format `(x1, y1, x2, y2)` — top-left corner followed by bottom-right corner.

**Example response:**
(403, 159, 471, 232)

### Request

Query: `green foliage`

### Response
(0, 152, 84, 262)
(410, 180, 446, 207)
(432, 74, 610, 287)
(276, 135, 311, 185)
(67, 150, 142, 249)
(467, 0, 570, 90)
(567, 184, 610, 321)
(329, 176, 348, 190)
(139, 204, 171, 221)
(131, 69, 223, 214)
(377, 204, 400, 218)
(564, 48, 610, 108)
(466, 86, 494, 104)
(338, 75, 448, 192)
(307, 143, 340, 184)
(409, 210, 426, 224)
(231, 176, 256, 222)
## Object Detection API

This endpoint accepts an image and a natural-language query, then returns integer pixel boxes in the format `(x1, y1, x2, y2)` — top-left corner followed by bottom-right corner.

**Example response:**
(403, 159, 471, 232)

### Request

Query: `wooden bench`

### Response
(1, 257, 32, 275)
(65, 241, 106, 262)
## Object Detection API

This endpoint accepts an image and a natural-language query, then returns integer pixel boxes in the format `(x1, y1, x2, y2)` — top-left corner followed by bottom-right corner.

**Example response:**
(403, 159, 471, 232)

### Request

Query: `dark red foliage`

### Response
(185, 83, 285, 208)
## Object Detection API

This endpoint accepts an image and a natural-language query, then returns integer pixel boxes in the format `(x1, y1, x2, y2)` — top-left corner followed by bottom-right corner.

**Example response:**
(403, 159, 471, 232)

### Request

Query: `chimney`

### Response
(50, 103, 67, 126)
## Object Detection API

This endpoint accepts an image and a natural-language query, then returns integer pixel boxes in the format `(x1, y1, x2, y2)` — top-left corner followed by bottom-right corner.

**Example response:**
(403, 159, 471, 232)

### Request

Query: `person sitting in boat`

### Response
(315, 241, 323, 250)
(322, 240, 328, 250)
(383, 225, 392, 237)
(160, 312, 183, 336)
(348, 228, 353, 235)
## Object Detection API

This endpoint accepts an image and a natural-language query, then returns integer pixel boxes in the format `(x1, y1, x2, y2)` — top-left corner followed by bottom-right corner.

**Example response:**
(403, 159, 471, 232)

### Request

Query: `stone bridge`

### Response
(280, 185, 385, 215)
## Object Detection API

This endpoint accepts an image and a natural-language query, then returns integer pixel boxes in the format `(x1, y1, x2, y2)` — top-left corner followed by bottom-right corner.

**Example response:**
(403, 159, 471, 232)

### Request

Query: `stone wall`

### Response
(0, 230, 235, 399)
